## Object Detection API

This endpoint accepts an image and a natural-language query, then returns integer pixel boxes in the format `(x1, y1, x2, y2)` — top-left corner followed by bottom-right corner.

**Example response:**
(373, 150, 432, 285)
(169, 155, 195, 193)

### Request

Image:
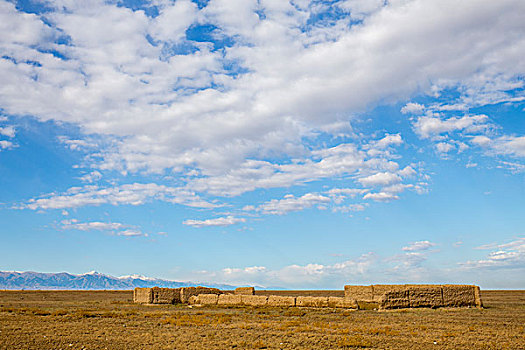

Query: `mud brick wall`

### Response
(267, 296, 296, 307)
(234, 287, 255, 295)
(152, 287, 181, 304)
(344, 285, 373, 301)
(218, 294, 242, 305)
(180, 287, 221, 303)
(133, 288, 153, 304)
(296, 296, 329, 307)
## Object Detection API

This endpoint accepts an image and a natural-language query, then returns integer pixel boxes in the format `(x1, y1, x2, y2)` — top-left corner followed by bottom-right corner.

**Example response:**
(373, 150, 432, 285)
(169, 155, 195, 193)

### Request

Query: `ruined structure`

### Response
(134, 284, 482, 310)
(345, 284, 483, 309)
(133, 286, 220, 304)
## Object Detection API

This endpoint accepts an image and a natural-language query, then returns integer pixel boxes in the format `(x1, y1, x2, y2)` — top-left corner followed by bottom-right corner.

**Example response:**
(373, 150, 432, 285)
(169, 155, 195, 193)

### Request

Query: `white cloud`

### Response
(0, 140, 14, 149)
(401, 102, 425, 115)
(256, 193, 331, 215)
(491, 136, 525, 157)
(149, 0, 197, 43)
(62, 219, 126, 231)
(374, 133, 403, 149)
(471, 135, 525, 158)
(182, 215, 246, 228)
(363, 192, 399, 202)
(118, 229, 147, 237)
(402, 240, 436, 252)
(0, 0, 522, 185)
(326, 188, 365, 197)
(464, 237, 525, 269)
(358, 172, 401, 187)
(497, 161, 525, 173)
(78, 171, 102, 183)
(0, 126, 15, 138)
(61, 219, 148, 237)
(435, 142, 454, 154)
(331, 203, 367, 213)
(471, 135, 492, 147)
(193, 252, 377, 288)
(1, 0, 523, 221)
(413, 114, 489, 139)
(183, 238, 525, 288)
(22, 183, 217, 210)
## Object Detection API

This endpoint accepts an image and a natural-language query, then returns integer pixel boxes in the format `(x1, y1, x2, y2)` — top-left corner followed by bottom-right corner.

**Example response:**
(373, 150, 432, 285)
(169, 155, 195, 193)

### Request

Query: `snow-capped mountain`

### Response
(0, 271, 235, 290)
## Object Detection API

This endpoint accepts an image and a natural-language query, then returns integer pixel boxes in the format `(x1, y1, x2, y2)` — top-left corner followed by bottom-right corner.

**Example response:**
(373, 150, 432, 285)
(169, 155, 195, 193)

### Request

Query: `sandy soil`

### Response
(0, 290, 523, 349)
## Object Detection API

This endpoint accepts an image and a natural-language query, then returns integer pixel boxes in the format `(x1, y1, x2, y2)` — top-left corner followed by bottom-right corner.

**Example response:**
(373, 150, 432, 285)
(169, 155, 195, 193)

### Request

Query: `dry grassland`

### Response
(0, 290, 524, 349)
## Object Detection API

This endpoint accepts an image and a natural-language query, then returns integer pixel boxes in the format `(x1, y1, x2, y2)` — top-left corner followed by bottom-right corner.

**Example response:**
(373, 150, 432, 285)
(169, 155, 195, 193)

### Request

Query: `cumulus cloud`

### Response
(22, 183, 217, 210)
(0, 0, 523, 183)
(363, 192, 399, 202)
(2, 0, 524, 223)
(0, 126, 15, 138)
(179, 237, 525, 288)
(413, 114, 489, 139)
(489, 136, 525, 157)
(182, 216, 246, 228)
(193, 253, 377, 288)
(463, 237, 525, 269)
(0, 140, 14, 149)
(61, 219, 148, 237)
(256, 193, 331, 215)
(402, 241, 437, 252)
(358, 172, 401, 187)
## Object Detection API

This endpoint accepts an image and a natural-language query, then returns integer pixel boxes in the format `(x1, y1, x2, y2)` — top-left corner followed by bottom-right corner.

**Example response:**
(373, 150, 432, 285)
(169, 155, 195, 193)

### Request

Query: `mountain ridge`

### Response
(0, 271, 236, 290)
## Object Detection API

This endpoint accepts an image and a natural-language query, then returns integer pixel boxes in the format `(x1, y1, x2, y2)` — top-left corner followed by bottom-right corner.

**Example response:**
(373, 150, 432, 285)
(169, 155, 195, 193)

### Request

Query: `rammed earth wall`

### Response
(134, 284, 482, 310)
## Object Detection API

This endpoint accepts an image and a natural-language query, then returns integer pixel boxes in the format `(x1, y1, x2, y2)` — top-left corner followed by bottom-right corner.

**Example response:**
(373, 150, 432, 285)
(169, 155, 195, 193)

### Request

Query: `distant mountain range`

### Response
(0, 271, 236, 290)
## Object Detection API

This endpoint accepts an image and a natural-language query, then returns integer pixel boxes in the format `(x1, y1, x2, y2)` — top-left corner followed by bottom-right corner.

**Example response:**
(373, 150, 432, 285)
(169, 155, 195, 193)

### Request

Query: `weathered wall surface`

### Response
(327, 297, 358, 309)
(197, 294, 219, 305)
(296, 296, 329, 308)
(268, 296, 296, 307)
(134, 284, 481, 309)
(343, 284, 483, 309)
(380, 290, 410, 309)
(474, 285, 483, 308)
(235, 287, 255, 295)
(218, 294, 243, 305)
(152, 287, 181, 304)
(442, 285, 481, 307)
(344, 285, 373, 301)
(241, 295, 268, 306)
(133, 288, 153, 303)
(407, 286, 443, 308)
(372, 285, 405, 302)
(180, 287, 221, 303)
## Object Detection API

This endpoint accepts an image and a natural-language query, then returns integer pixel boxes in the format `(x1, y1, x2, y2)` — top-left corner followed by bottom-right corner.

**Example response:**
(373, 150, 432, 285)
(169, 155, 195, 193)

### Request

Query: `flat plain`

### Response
(0, 290, 523, 349)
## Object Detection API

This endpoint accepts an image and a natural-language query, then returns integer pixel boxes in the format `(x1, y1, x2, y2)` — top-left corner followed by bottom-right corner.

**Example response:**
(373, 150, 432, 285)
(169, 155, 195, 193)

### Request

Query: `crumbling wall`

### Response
(152, 287, 181, 304)
(379, 289, 410, 309)
(180, 287, 221, 303)
(474, 285, 483, 308)
(235, 287, 255, 295)
(407, 285, 443, 308)
(197, 294, 219, 305)
(241, 295, 268, 306)
(372, 285, 406, 302)
(218, 294, 242, 305)
(133, 287, 153, 304)
(344, 285, 373, 301)
(296, 296, 329, 307)
(134, 284, 482, 310)
(268, 296, 296, 307)
(442, 285, 475, 307)
(327, 297, 358, 309)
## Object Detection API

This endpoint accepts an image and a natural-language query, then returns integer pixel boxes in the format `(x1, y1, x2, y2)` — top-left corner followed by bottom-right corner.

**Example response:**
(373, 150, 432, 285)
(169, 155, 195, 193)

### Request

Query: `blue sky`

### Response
(0, 0, 524, 289)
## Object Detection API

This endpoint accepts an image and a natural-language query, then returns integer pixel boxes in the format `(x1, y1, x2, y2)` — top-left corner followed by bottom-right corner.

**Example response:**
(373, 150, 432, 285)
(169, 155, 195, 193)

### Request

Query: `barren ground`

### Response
(0, 290, 523, 349)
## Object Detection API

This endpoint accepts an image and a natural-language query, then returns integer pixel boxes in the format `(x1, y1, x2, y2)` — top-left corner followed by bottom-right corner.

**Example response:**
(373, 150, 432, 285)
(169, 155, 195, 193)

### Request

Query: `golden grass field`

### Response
(0, 290, 524, 349)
